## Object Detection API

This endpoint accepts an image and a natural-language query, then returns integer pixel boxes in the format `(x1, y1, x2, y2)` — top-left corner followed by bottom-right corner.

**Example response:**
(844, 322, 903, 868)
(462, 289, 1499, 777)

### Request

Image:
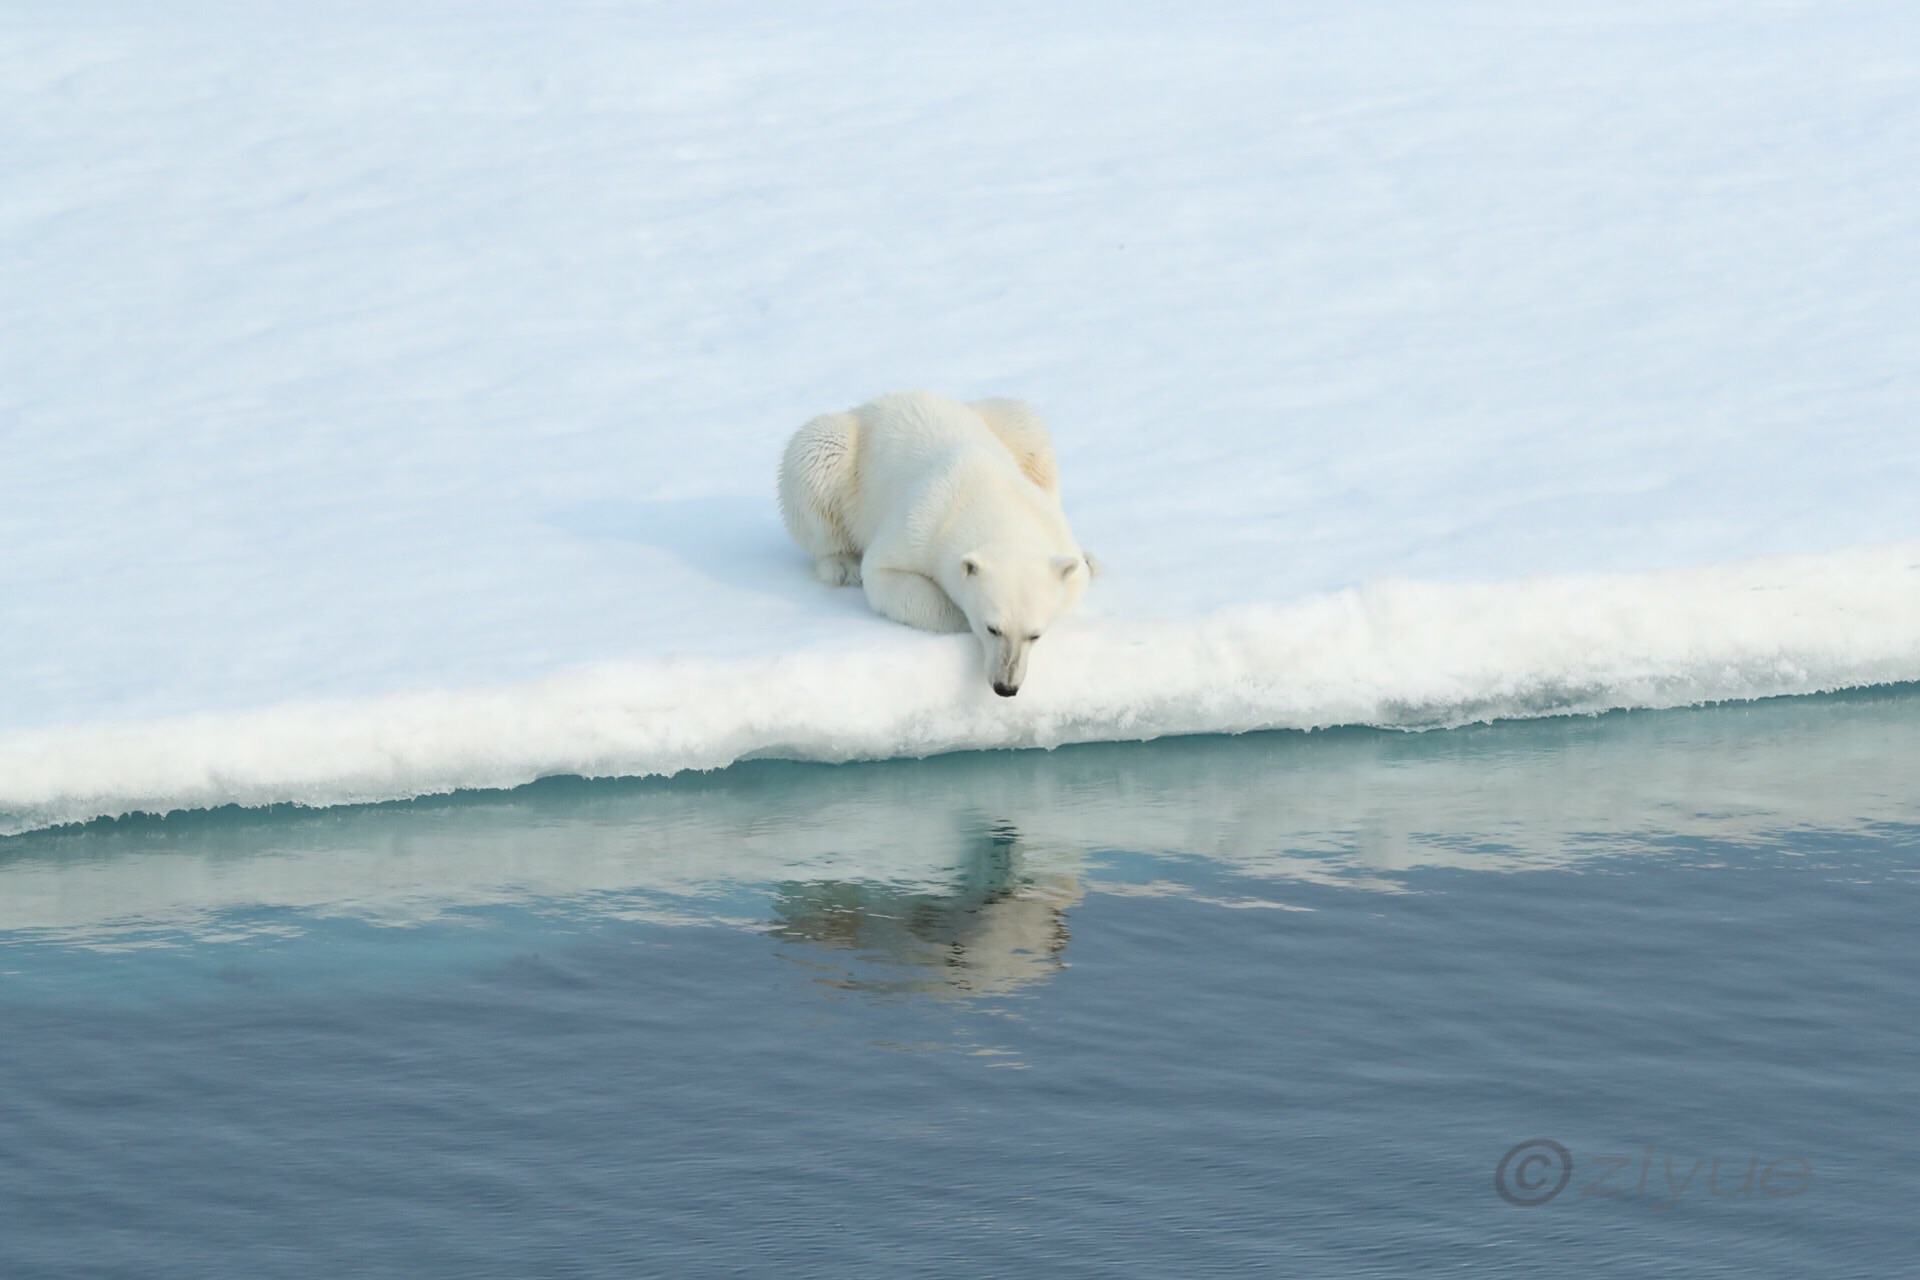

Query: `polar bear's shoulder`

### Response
(966, 397, 1058, 496)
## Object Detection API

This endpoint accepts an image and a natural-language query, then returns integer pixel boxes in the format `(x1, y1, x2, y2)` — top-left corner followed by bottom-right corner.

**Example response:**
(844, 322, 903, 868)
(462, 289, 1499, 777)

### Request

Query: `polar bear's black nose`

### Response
(992, 681, 1019, 698)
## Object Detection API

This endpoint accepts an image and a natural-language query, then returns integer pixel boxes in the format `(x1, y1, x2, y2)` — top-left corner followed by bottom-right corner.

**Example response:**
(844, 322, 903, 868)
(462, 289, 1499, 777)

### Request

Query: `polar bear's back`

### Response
(780, 389, 1069, 572)
(852, 389, 1062, 504)
(854, 390, 1006, 476)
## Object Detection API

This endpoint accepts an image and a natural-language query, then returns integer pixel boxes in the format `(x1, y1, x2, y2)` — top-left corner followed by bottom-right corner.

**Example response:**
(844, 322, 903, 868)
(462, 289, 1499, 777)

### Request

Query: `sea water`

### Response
(2, 688, 1916, 1277)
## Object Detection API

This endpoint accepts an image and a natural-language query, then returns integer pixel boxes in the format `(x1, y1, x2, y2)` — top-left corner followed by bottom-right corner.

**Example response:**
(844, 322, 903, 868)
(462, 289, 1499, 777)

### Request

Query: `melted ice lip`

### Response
(5, 683, 1918, 947)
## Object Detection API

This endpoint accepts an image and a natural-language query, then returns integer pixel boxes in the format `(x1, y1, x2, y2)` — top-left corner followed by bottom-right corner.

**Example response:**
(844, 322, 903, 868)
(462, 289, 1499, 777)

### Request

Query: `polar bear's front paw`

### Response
(816, 554, 863, 587)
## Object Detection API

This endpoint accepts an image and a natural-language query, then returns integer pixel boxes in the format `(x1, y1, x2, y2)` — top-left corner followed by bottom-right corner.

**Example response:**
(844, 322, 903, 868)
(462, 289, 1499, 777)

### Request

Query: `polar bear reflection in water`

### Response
(767, 821, 1082, 998)
(779, 390, 1097, 696)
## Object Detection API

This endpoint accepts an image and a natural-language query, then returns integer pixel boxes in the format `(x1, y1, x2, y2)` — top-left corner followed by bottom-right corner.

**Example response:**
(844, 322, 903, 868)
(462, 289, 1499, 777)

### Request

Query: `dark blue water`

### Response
(4, 690, 1918, 1278)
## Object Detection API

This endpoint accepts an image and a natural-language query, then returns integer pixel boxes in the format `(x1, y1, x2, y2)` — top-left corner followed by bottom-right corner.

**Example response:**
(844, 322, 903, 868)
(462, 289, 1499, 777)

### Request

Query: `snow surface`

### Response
(4, 0, 1919, 831)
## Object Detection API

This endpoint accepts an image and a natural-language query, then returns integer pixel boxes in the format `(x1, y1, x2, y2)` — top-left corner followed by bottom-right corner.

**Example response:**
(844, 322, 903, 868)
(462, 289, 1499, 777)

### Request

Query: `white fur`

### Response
(778, 390, 1095, 695)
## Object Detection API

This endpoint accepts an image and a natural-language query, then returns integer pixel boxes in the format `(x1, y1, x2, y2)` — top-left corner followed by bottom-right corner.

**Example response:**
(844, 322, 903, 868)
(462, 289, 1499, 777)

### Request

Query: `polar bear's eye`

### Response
(986, 626, 1002, 637)
(1027, 634, 1042, 642)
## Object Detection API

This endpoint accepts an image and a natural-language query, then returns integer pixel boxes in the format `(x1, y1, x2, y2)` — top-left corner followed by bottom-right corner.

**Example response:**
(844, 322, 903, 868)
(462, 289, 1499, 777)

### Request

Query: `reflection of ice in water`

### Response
(2, 687, 1916, 975)
(769, 822, 1081, 997)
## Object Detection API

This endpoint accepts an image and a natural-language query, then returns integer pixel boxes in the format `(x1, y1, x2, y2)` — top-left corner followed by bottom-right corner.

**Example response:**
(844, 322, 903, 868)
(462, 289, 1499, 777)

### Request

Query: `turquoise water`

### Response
(3, 690, 1917, 1277)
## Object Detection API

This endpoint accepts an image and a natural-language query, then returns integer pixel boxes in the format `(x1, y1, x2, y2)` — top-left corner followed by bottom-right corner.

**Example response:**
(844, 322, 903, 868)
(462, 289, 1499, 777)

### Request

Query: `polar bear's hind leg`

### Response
(778, 411, 863, 585)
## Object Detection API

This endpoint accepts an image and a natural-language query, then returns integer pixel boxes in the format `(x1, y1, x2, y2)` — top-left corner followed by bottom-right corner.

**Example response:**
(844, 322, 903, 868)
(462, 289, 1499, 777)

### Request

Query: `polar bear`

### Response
(778, 390, 1096, 696)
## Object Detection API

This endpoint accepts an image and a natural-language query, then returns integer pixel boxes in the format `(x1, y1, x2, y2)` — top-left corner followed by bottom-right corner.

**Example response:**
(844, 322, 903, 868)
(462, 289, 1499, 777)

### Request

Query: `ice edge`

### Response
(6, 543, 1918, 837)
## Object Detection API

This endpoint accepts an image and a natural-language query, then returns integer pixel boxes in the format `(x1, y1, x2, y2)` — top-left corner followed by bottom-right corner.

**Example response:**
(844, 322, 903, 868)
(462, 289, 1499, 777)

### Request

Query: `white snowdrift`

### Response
(7, 3, 1920, 833)
(6, 544, 1916, 836)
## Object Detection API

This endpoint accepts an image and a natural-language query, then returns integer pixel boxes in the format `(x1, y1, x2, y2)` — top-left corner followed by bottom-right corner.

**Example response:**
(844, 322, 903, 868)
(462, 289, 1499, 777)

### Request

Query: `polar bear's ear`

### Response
(961, 554, 983, 578)
(1082, 551, 1103, 577)
(1052, 555, 1082, 581)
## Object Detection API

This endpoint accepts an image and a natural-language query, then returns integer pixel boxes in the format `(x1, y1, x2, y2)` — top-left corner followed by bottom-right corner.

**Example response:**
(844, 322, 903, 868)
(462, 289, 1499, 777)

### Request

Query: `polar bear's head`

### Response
(947, 549, 1092, 697)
